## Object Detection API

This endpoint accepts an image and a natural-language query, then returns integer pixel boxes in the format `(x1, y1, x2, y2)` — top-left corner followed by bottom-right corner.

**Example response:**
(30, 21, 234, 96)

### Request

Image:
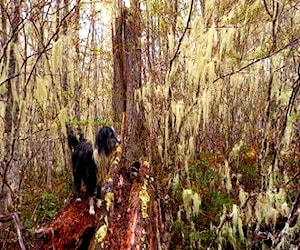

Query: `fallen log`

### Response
(97, 160, 162, 250)
(29, 148, 163, 250)
(120, 161, 150, 249)
(32, 193, 101, 250)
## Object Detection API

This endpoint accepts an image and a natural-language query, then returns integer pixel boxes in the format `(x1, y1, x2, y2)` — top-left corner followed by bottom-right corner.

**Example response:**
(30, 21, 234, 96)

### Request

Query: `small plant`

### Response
(172, 157, 233, 249)
(36, 192, 59, 222)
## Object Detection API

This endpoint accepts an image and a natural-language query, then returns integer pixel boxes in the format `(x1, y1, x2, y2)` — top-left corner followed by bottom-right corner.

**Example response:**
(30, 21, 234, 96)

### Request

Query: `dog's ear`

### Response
(67, 125, 79, 150)
(95, 127, 106, 149)
(66, 123, 73, 135)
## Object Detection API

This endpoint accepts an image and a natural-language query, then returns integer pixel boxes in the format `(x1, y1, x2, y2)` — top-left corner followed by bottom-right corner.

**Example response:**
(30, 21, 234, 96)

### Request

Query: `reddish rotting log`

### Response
(101, 160, 162, 250)
(32, 193, 101, 250)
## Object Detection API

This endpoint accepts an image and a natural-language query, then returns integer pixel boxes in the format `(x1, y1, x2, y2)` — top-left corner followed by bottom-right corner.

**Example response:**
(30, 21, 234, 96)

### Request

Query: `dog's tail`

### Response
(66, 125, 79, 150)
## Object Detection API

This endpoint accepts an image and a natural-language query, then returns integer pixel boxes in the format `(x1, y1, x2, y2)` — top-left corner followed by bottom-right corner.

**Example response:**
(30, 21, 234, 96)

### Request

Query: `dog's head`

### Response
(95, 126, 120, 156)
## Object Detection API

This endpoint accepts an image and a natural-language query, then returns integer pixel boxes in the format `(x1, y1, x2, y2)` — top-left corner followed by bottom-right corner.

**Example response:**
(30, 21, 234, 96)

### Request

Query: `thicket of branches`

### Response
(0, 0, 299, 249)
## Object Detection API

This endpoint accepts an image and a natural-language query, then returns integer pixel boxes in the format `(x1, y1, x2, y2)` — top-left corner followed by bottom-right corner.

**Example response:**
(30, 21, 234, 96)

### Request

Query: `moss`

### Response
(238, 159, 259, 192)
(171, 156, 234, 249)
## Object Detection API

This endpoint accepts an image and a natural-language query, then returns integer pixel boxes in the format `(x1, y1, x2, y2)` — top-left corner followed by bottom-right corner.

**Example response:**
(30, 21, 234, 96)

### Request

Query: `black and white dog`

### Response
(67, 126, 120, 215)
(93, 126, 120, 208)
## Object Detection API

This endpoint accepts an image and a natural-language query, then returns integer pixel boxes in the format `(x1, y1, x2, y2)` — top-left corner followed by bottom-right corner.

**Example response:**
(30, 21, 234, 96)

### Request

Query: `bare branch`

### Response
(288, 192, 300, 225)
(12, 213, 26, 250)
(213, 38, 300, 83)
(0, 212, 26, 250)
(263, 0, 273, 18)
(168, 0, 194, 71)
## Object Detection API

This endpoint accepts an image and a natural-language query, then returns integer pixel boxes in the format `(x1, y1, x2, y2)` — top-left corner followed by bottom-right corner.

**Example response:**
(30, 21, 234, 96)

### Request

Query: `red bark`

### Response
(32, 193, 101, 249)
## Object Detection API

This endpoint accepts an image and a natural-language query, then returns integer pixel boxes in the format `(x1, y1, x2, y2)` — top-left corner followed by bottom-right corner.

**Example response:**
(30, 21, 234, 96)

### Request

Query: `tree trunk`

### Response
(2, 0, 20, 214)
(62, 0, 69, 107)
(112, 3, 126, 130)
(122, 3, 146, 167)
(112, 2, 147, 168)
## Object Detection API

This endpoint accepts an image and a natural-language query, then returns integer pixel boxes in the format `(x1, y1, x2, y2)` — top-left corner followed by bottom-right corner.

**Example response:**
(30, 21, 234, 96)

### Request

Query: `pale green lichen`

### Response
(95, 224, 107, 244)
(105, 191, 114, 211)
(139, 179, 150, 219)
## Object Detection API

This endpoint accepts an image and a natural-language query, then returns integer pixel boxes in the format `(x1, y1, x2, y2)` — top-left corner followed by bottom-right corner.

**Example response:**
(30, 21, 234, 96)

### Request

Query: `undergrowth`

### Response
(169, 147, 299, 249)
(20, 170, 73, 230)
(171, 154, 233, 249)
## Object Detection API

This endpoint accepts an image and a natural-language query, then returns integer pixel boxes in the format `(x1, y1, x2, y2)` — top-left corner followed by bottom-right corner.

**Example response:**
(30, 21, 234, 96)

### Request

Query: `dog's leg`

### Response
(89, 196, 95, 215)
(73, 168, 82, 202)
(96, 199, 102, 208)
(96, 185, 102, 208)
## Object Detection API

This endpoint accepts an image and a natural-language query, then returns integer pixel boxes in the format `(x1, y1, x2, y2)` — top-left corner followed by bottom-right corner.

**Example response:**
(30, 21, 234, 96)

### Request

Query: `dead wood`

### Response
(31, 194, 101, 250)
(28, 147, 163, 250)
(100, 160, 162, 250)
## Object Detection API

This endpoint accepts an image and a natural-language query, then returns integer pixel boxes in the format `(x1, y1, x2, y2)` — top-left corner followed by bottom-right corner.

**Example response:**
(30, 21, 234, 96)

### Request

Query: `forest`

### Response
(0, 0, 299, 249)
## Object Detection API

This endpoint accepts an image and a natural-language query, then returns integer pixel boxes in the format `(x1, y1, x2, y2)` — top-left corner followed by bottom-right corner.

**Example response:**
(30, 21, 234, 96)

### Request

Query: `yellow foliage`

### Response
(57, 107, 68, 136)
(35, 77, 49, 107)
(182, 189, 201, 220)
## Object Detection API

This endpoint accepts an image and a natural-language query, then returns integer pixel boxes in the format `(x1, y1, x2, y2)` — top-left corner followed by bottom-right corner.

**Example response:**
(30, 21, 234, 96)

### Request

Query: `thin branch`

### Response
(12, 213, 26, 250)
(263, 0, 272, 18)
(24, 3, 80, 90)
(0, 213, 14, 222)
(283, 172, 300, 187)
(213, 38, 300, 83)
(273, 1, 279, 22)
(168, 0, 194, 71)
(208, 214, 232, 248)
(0, 212, 26, 250)
(0, 2, 80, 88)
(288, 192, 300, 224)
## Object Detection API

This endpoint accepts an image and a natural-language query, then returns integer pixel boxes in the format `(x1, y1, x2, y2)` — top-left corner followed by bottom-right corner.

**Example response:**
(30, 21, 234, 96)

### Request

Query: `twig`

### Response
(0, 213, 14, 222)
(284, 172, 300, 187)
(241, 193, 257, 210)
(208, 214, 232, 248)
(0, 212, 26, 250)
(213, 38, 300, 83)
(12, 213, 26, 250)
(288, 192, 300, 225)
(263, 0, 273, 18)
(273, 192, 300, 246)
(200, 211, 217, 223)
(169, 0, 194, 71)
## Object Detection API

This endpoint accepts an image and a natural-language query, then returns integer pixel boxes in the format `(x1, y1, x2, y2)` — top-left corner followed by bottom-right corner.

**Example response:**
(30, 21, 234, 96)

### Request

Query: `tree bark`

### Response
(73, 0, 81, 122)
(2, 0, 20, 213)
(112, 2, 148, 167)
(112, 3, 126, 129)
(122, 3, 145, 167)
